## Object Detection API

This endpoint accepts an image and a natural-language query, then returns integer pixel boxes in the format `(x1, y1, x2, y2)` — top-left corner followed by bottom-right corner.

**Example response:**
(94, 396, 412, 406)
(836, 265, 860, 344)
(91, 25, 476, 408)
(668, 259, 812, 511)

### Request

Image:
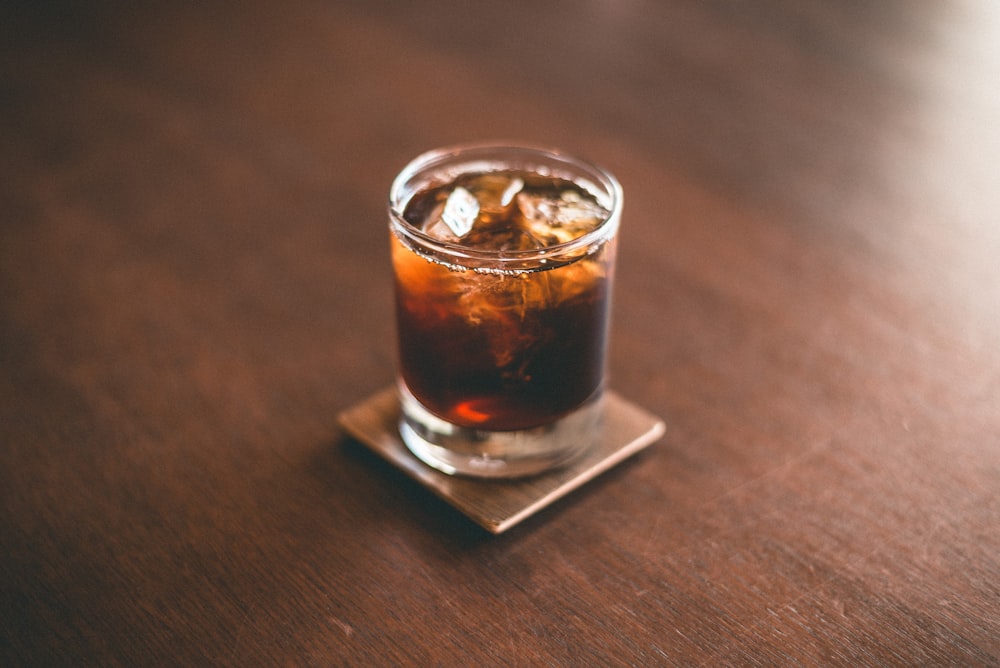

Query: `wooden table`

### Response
(3, 1, 998, 664)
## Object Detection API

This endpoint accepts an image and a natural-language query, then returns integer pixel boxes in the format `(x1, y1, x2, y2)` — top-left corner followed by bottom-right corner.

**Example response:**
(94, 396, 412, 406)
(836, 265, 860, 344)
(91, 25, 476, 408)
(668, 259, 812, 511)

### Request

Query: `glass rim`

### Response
(388, 142, 622, 265)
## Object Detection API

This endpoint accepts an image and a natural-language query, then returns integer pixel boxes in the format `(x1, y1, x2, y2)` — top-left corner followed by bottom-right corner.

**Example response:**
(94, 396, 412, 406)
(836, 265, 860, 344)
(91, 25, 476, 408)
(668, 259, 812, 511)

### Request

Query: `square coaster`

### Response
(338, 388, 665, 534)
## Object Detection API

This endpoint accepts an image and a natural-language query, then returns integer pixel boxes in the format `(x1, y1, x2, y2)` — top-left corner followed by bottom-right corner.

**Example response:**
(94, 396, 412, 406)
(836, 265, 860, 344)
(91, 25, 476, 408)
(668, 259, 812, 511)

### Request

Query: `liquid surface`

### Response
(403, 171, 610, 251)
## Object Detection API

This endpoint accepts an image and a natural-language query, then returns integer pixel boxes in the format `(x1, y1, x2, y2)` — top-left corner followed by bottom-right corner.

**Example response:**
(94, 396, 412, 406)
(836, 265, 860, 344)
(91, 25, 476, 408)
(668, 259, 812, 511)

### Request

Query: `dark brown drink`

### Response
(389, 145, 621, 477)
(393, 177, 612, 430)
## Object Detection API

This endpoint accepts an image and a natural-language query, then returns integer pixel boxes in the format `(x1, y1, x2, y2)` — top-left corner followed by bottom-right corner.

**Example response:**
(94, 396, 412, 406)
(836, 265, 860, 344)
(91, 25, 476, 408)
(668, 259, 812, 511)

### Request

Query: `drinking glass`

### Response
(388, 143, 622, 478)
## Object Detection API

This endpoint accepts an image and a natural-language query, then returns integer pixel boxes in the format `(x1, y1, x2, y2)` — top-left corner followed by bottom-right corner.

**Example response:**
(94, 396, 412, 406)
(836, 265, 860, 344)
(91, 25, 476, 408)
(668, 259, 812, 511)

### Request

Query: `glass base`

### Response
(397, 384, 602, 479)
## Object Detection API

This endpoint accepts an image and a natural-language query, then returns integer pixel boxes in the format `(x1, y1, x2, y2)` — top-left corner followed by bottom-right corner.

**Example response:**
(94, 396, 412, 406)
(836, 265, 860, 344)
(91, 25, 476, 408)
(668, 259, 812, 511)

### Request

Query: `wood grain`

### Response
(2, 0, 998, 665)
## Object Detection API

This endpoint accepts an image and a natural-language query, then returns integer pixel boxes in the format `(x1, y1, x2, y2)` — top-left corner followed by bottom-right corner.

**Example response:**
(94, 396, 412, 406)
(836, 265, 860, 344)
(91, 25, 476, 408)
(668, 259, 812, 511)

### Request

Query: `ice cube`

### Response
(502, 227, 547, 252)
(423, 217, 463, 242)
(500, 177, 524, 206)
(458, 173, 523, 224)
(463, 225, 547, 253)
(550, 257, 605, 302)
(516, 189, 608, 245)
(419, 200, 461, 242)
(441, 186, 479, 237)
(457, 273, 552, 367)
(554, 189, 607, 230)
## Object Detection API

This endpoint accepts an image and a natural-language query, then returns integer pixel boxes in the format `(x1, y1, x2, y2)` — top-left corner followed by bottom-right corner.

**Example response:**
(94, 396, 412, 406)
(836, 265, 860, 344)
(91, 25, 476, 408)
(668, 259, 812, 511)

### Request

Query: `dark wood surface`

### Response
(3, 1, 998, 664)
(339, 389, 664, 534)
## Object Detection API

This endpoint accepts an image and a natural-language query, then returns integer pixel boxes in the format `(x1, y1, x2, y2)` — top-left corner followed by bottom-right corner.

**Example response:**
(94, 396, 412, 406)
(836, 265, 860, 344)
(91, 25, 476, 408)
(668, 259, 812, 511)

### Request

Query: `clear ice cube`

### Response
(516, 189, 608, 245)
(419, 174, 607, 252)
(459, 174, 523, 224)
(463, 225, 547, 253)
(420, 200, 460, 242)
(441, 186, 479, 237)
(500, 178, 524, 206)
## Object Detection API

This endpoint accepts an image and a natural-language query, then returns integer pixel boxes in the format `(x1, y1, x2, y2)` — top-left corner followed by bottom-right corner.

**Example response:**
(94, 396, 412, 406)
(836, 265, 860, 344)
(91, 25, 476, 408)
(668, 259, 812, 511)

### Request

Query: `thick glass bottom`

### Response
(397, 383, 602, 479)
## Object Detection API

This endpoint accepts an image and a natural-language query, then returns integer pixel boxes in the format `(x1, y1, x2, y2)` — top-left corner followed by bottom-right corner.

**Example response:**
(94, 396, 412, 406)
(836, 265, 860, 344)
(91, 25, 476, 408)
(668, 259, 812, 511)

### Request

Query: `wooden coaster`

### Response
(338, 388, 665, 534)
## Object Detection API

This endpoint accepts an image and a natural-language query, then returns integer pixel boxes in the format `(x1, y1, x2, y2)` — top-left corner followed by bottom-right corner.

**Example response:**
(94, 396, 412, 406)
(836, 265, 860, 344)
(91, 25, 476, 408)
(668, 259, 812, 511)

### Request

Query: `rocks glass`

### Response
(388, 144, 622, 478)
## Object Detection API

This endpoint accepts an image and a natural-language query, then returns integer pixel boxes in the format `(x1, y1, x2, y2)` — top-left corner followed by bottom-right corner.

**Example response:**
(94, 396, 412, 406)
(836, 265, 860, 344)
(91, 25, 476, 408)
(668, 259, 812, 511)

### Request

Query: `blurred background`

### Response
(2, 1, 999, 664)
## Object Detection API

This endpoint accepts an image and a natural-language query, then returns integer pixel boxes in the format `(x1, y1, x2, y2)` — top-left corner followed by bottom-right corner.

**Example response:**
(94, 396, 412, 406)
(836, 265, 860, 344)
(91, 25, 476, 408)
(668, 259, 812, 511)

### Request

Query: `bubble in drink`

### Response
(393, 169, 616, 431)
